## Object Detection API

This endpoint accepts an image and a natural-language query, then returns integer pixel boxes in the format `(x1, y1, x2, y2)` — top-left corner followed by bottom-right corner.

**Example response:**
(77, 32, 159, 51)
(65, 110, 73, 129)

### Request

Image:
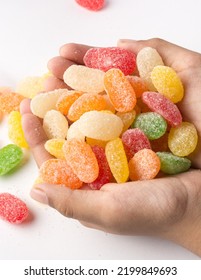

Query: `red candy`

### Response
(75, 0, 105, 11)
(84, 47, 136, 75)
(121, 128, 151, 160)
(87, 146, 112, 190)
(0, 193, 29, 224)
(142, 91, 182, 127)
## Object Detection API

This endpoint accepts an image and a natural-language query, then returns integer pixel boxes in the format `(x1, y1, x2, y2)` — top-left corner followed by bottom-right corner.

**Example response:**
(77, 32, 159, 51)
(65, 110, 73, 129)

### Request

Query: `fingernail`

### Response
(30, 187, 49, 205)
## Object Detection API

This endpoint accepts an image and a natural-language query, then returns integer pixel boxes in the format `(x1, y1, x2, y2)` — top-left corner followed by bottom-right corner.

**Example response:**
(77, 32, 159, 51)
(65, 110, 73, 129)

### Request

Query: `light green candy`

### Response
(0, 144, 23, 175)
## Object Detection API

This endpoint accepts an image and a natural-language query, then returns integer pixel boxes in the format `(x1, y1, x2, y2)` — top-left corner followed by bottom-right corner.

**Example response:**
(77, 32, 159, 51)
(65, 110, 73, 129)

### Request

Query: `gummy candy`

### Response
(86, 137, 107, 148)
(8, 111, 29, 148)
(0, 144, 23, 175)
(0, 193, 29, 224)
(56, 90, 83, 115)
(102, 95, 116, 113)
(78, 110, 123, 141)
(121, 128, 151, 160)
(127, 75, 148, 98)
(157, 152, 191, 174)
(105, 138, 129, 183)
(63, 139, 99, 183)
(168, 122, 198, 156)
(150, 132, 169, 153)
(132, 112, 167, 140)
(151, 66, 184, 103)
(75, 0, 105, 11)
(67, 93, 106, 121)
(129, 149, 160, 181)
(30, 89, 67, 118)
(44, 139, 66, 159)
(63, 65, 105, 94)
(66, 120, 85, 141)
(104, 68, 136, 112)
(39, 158, 83, 189)
(142, 91, 182, 127)
(87, 146, 112, 190)
(0, 91, 24, 114)
(116, 110, 136, 132)
(43, 110, 68, 139)
(136, 47, 164, 90)
(84, 47, 136, 75)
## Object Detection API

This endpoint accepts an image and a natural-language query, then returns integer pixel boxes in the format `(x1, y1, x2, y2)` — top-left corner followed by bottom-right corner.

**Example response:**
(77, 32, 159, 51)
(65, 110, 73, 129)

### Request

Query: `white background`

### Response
(0, 0, 201, 260)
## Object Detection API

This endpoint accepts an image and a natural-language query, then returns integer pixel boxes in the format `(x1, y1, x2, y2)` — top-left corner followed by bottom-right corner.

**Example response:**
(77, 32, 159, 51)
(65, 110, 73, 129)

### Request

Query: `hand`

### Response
(20, 38, 201, 257)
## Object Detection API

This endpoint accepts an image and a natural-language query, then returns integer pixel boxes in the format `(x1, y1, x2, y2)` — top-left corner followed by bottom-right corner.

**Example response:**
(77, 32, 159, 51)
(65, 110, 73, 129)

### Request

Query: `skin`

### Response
(20, 38, 201, 257)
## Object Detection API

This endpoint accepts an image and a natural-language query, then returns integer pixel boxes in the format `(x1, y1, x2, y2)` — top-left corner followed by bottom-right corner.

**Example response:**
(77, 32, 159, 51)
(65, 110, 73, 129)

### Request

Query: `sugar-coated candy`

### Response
(84, 47, 136, 75)
(87, 146, 112, 190)
(150, 132, 169, 153)
(66, 120, 85, 141)
(133, 112, 167, 140)
(151, 66, 184, 103)
(78, 110, 123, 141)
(43, 110, 68, 139)
(0, 86, 12, 94)
(0, 144, 23, 175)
(102, 95, 116, 113)
(0, 91, 24, 114)
(86, 137, 107, 148)
(129, 149, 160, 181)
(30, 89, 67, 118)
(127, 76, 148, 98)
(157, 152, 191, 175)
(168, 122, 198, 156)
(44, 139, 66, 159)
(8, 111, 29, 148)
(122, 128, 151, 160)
(137, 47, 164, 90)
(142, 91, 182, 127)
(67, 93, 106, 121)
(63, 139, 99, 183)
(116, 110, 136, 132)
(56, 90, 83, 115)
(39, 159, 83, 189)
(75, 0, 105, 11)
(63, 65, 105, 94)
(104, 68, 136, 112)
(105, 138, 129, 183)
(0, 193, 29, 224)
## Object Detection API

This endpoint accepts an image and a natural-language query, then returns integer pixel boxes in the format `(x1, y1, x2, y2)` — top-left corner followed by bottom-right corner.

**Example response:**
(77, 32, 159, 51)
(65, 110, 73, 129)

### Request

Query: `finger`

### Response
(59, 43, 92, 64)
(20, 98, 32, 114)
(47, 56, 75, 79)
(44, 76, 69, 92)
(30, 183, 109, 226)
(117, 38, 199, 71)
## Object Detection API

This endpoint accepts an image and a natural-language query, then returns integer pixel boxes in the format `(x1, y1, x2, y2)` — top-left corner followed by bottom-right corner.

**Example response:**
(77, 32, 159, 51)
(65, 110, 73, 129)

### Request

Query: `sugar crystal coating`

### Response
(142, 91, 182, 126)
(127, 75, 148, 98)
(8, 111, 29, 148)
(168, 122, 198, 156)
(63, 65, 105, 94)
(157, 152, 191, 174)
(56, 90, 83, 115)
(63, 139, 99, 183)
(75, 0, 105, 11)
(67, 120, 85, 141)
(151, 66, 184, 103)
(0, 144, 23, 175)
(84, 47, 136, 75)
(78, 110, 123, 141)
(104, 68, 136, 112)
(0, 91, 24, 114)
(39, 159, 83, 189)
(0, 193, 29, 224)
(116, 110, 136, 132)
(44, 139, 66, 159)
(129, 149, 160, 181)
(105, 138, 129, 183)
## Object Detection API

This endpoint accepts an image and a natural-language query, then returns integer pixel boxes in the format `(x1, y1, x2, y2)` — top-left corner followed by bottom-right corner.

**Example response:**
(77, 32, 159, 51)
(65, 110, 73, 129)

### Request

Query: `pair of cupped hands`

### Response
(20, 38, 201, 256)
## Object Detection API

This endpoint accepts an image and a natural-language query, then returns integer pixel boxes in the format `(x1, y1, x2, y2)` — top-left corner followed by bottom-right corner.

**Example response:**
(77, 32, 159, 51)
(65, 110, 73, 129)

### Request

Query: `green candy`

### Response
(0, 144, 23, 175)
(132, 112, 167, 140)
(156, 152, 191, 175)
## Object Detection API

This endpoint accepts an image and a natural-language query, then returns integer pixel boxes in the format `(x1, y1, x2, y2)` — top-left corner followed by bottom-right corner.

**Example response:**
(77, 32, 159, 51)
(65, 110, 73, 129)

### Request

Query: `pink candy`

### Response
(0, 193, 29, 224)
(75, 0, 105, 11)
(84, 47, 136, 75)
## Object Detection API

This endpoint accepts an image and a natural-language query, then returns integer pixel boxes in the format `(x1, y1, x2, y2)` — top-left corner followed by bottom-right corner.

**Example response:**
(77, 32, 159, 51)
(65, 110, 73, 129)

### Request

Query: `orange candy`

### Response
(104, 69, 136, 112)
(39, 159, 83, 189)
(127, 75, 148, 98)
(63, 139, 99, 183)
(56, 90, 83, 115)
(128, 149, 160, 181)
(0, 92, 24, 114)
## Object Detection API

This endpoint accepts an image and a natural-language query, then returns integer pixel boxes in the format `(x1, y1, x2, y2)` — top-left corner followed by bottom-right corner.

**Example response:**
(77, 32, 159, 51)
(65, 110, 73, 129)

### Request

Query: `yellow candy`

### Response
(105, 138, 129, 183)
(44, 139, 66, 159)
(116, 110, 136, 132)
(168, 122, 198, 156)
(151, 66, 184, 103)
(8, 111, 29, 148)
(86, 137, 107, 148)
